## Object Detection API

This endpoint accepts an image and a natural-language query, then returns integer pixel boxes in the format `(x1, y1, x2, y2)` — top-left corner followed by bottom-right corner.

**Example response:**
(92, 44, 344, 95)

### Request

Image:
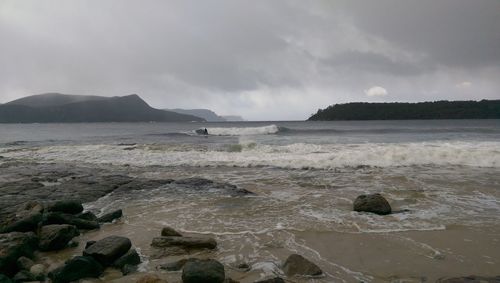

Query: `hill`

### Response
(0, 93, 204, 123)
(221, 115, 245, 122)
(308, 100, 500, 121)
(166, 109, 226, 122)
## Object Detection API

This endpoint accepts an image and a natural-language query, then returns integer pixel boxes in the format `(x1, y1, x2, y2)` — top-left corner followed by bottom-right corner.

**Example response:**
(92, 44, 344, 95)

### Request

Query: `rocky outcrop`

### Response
(16, 256, 34, 271)
(112, 248, 141, 269)
(38, 224, 79, 251)
(158, 258, 198, 271)
(49, 256, 103, 283)
(97, 209, 123, 223)
(12, 270, 37, 282)
(282, 254, 322, 277)
(83, 236, 132, 266)
(151, 236, 217, 250)
(0, 213, 42, 233)
(42, 212, 100, 230)
(353, 193, 392, 215)
(77, 211, 98, 221)
(47, 200, 84, 215)
(182, 259, 225, 283)
(0, 232, 38, 276)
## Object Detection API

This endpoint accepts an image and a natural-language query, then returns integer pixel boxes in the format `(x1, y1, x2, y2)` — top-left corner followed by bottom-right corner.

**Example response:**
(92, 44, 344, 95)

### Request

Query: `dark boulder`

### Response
(112, 248, 141, 269)
(85, 240, 96, 249)
(83, 236, 131, 266)
(121, 264, 138, 275)
(151, 236, 217, 250)
(47, 200, 83, 215)
(437, 276, 500, 283)
(12, 270, 36, 282)
(97, 209, 122, 223)
(77, 211, 98, 222)
(38, 224, 79, 251)
(255, 278, 285, 283)
(161, 226, 182, 237)
(282, 254, 322, 277)
(182, 259, 225, 283)
(353, 193, 392, 215)
(16, 256, 34, 271)
(0, 232, 38, 276)
(42, 212, 100, 230)
(48, 256, 103, 283)
(0, 213, 42, 233)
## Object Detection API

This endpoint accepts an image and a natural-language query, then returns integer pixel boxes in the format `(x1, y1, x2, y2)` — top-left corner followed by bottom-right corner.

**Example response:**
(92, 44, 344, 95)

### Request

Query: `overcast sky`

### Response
(1, 0, 499, 120)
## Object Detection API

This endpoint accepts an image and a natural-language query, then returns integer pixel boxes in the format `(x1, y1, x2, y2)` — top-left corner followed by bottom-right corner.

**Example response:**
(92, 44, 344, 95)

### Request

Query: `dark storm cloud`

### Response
(0, 0, 499, 120)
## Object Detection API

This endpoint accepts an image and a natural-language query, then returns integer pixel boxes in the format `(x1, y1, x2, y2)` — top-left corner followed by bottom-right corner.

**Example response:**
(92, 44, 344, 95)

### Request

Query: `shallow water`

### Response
(1, 120, 499, 282)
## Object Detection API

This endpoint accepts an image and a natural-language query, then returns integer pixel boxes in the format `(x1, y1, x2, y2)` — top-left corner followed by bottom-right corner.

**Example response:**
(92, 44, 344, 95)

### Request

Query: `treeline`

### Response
(308, 100, 500, 121)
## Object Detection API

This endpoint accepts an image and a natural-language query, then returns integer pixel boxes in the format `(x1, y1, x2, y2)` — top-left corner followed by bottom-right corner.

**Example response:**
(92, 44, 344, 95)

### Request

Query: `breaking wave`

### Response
(3, 141, 500, 169)
(195, 124, 280, 136)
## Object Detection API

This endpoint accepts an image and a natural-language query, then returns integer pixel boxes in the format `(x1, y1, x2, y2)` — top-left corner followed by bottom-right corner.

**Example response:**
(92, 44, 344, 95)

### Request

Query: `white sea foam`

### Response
(3, 141, 499, 169)
(198, 124, 280, 136)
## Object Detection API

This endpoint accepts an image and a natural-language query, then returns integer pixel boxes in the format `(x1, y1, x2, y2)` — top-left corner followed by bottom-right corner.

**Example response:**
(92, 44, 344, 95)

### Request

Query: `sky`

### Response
(1, 0, 499, 120)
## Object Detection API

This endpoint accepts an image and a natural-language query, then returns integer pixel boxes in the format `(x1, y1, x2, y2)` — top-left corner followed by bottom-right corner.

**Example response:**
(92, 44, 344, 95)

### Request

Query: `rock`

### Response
(0, 274, 13, 283)
(97, 209, 123, 223)
(47, 200, 84, 215)
(0, 212, 42, 234)
(12, 270, 36, 282)
(282, 254, 322, 277)
(151, 236, 217, 250)
(16, 256, 34, 271)
(42, 212, 100, 230)
(67, 240, 79, 248)
(48, 256, 103, 283)
(182, 259, 225, 283)
(436, 276, 500, 283)
(353, 193, 392, 215)
(83, 236, 132, 266)
(255, 278, 285, 283)
(29, 264, 46, 278)
(77, 211, 98, 221)
(161, 226, 182, 237)
(0, 232, 38, 276)
(158, 258, 198, 271)
(113, 249, 141, 269)
(136, 274, 168, 283)
(38, 224, 79, 251)
(224, 278, 239, 283)
(85, 240, 96, 249)
(121, 264, 138, 275)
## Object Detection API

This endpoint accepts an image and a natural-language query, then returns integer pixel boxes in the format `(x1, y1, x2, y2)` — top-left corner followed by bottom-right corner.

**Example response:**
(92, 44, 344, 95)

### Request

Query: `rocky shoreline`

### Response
(1, 159, 499, 283)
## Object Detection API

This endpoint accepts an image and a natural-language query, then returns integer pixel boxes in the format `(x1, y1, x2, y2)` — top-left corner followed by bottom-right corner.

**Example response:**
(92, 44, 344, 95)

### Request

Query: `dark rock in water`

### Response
(282, 254, 322, 277)
(437, 276, 500, 283)
(0, 213, 42, 233)
(85, 240, 96, 249)
(67, 240, 79, 248)
(151, 236, 217, 250)
(83, 236, 132, 266)
(47, 200, 83, 215)
(16, 256, 34, 270)
(161, 226, 182, 237)
(255, 278, 285, 283)
(121, 264, 138, 275)
(29, 264, 46, 278)
(42, 212, 100, 230)
(0, 232, 38, 276)
(39, 224, 80, 251)
(38, 224, 80, 251)
(172, 177, 254, 196)
(49, 256, 103, 283)
(12, 270, 36, 282)
(0, 274, 13, 283)
(112, 248, 141, 269)
(97, 209, 122, 223)
(353, 193, 392, 215)
(158, 258, 198, 271)
(182, 259, 225, 283)
(77, 211, 98, 221)
(136, 274, 168, 283)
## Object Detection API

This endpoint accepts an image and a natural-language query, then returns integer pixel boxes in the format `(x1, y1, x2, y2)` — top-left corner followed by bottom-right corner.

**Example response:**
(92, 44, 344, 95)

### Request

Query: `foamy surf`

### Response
(194, 124, 280, 136)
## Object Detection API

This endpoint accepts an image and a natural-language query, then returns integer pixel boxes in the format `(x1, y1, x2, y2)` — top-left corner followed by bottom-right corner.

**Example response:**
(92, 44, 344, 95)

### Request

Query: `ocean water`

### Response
(1, 120, 500, 282)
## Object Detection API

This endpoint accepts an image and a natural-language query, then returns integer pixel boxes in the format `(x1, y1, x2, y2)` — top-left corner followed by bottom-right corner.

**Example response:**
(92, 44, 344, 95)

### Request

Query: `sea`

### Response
(1, 120, 499, 282)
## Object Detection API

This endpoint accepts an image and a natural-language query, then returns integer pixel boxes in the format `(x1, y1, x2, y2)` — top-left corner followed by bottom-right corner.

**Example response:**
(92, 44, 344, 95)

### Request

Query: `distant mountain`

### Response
(308, 100, 500, 121)
(221, 115, 245, 121)
(166, 108, 226, 122)
(0, 93, 204, 123)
